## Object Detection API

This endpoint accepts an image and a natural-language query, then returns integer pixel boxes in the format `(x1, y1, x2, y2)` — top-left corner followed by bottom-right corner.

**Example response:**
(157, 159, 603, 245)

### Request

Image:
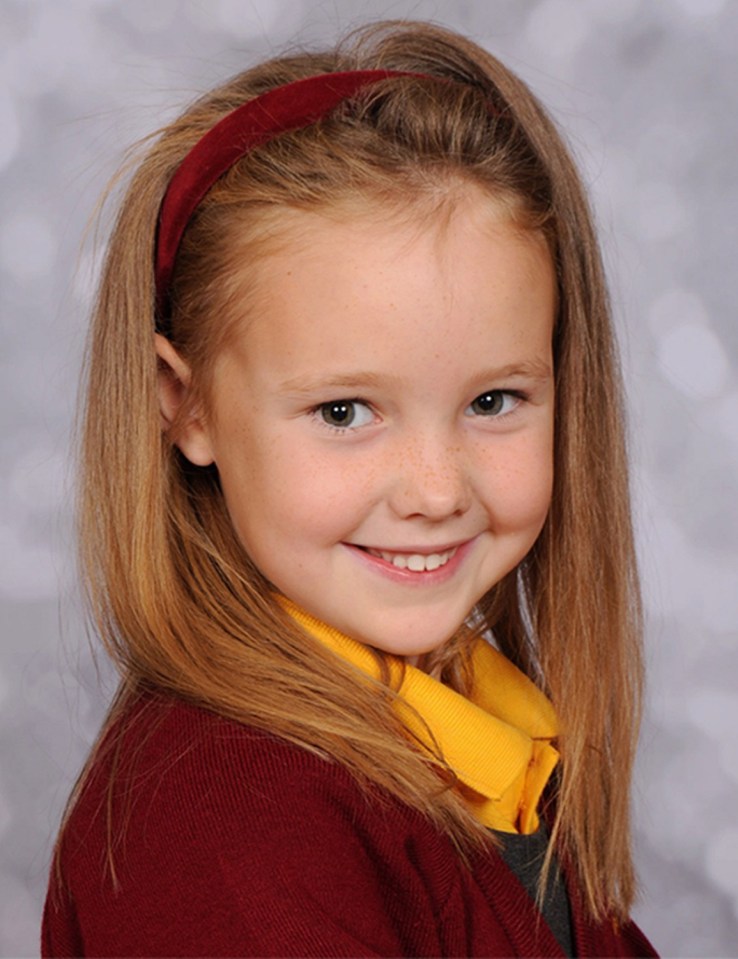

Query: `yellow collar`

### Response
(282, 600, 559, 834)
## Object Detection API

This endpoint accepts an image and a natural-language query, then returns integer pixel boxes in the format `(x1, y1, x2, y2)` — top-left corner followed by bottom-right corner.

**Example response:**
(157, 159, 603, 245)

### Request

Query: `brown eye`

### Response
(469, 391, 505, 416)
(319, 400, 373, 429)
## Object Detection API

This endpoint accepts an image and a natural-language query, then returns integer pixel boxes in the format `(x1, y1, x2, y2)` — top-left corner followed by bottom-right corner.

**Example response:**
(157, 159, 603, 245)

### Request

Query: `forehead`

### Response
(208, 190, 555, 400)
(241, 188, 550, 315)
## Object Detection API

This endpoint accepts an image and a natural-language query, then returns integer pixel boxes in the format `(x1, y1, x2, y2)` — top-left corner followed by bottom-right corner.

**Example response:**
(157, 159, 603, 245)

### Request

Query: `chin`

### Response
(362, 623, 465, 661)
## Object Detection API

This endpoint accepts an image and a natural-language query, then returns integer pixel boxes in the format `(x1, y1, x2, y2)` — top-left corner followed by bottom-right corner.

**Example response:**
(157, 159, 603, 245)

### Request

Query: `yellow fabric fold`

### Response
(281, 598, 560, 834)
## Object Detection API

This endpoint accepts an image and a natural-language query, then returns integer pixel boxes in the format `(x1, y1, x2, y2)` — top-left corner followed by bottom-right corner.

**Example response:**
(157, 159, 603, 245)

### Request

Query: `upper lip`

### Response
(350, 538, 473, 555)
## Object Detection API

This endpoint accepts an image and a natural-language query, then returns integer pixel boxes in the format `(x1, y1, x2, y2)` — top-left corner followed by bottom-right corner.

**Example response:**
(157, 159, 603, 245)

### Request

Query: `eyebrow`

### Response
(278, 372, 401, 395)
(277, 361, 553, 396)
(474, 360, 554, 383)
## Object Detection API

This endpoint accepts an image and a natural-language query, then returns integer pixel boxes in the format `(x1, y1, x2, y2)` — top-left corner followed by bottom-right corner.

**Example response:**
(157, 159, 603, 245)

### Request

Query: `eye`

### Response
(318, 400, 374, 429)
(465, 390, 520, 417)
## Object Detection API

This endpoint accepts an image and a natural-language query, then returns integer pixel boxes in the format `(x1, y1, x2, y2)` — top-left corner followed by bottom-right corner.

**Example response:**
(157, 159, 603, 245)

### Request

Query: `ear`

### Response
(155, 333, 215, 466)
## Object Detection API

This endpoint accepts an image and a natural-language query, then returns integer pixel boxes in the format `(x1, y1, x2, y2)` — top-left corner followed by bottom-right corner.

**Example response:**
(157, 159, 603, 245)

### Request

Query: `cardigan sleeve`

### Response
(43, 698, 474, 958)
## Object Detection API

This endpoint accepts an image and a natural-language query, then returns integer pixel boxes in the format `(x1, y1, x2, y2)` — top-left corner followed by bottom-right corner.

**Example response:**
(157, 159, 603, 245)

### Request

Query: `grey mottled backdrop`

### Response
(1, 1, 737, 956)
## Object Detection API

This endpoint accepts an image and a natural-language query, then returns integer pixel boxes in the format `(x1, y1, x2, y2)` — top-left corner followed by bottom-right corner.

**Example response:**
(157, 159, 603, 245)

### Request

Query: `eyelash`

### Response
(310, 389, 527, 434)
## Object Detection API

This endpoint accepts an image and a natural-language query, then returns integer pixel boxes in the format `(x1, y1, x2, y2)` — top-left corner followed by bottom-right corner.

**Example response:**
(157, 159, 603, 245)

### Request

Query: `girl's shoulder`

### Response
(68, 689, 432, 849)
(47, 691, 467, 957)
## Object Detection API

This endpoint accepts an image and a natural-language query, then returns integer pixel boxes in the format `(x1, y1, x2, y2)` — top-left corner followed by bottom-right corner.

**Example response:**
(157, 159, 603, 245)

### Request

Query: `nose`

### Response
(387, 433, 472, 521)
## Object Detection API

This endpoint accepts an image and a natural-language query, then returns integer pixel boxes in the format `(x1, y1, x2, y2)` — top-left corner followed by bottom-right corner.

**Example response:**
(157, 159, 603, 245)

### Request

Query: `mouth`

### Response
(359, 545, 459, 573)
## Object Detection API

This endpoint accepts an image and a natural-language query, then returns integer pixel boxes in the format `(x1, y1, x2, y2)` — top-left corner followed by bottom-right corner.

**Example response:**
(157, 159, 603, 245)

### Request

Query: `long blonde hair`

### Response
(73, 20, 642, 921)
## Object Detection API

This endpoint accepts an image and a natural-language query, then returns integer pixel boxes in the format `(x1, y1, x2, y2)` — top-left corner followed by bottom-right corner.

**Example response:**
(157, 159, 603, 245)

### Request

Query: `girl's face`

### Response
(170, 192, 556, 659)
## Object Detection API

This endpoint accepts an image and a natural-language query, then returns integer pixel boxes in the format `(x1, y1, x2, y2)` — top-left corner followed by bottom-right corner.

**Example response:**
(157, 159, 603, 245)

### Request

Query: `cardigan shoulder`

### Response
(44, 693, 475, 957)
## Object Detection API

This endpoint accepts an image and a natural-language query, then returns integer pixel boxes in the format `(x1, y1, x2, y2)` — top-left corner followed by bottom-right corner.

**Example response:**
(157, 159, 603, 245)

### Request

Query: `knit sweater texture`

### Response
(42, 693, 657, 958)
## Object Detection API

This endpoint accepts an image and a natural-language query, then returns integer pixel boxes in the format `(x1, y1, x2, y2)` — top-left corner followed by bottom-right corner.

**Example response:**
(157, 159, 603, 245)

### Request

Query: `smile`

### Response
(364, 547, 459, 572)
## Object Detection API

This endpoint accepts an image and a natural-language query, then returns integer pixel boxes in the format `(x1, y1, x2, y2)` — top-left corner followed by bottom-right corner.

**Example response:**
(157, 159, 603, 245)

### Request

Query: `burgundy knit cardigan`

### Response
(43, 694, 657, 958)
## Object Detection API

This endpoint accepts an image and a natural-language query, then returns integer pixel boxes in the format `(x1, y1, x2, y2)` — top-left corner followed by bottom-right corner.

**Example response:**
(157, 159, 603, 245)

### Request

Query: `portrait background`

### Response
(1, 1, 736, 956)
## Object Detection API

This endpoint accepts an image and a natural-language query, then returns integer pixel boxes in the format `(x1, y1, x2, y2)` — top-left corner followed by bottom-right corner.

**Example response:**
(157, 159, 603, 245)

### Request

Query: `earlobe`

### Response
(154, 333, 215, 467)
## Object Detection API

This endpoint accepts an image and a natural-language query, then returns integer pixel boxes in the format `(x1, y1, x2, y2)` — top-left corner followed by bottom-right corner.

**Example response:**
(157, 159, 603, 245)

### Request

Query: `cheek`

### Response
(219, 430, 378, 546)
(480, 435, 554, 531)
(211, 426, 279, 542)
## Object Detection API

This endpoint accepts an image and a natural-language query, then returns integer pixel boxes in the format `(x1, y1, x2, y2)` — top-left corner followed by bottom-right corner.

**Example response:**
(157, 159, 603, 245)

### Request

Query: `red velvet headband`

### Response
(154, 69, 430, 325)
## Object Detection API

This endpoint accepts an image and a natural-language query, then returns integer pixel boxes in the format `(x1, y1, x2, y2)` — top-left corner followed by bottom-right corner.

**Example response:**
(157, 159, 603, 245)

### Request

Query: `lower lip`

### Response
(344, 539, 476, 586)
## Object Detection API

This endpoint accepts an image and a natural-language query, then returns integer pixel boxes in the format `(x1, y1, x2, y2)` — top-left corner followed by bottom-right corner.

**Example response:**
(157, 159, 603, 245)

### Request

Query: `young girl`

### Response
(43, 20, 657, 958)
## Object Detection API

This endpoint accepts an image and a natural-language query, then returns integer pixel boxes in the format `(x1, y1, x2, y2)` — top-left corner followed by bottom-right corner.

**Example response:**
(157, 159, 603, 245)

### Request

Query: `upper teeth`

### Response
(367, 548, 457, 572)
